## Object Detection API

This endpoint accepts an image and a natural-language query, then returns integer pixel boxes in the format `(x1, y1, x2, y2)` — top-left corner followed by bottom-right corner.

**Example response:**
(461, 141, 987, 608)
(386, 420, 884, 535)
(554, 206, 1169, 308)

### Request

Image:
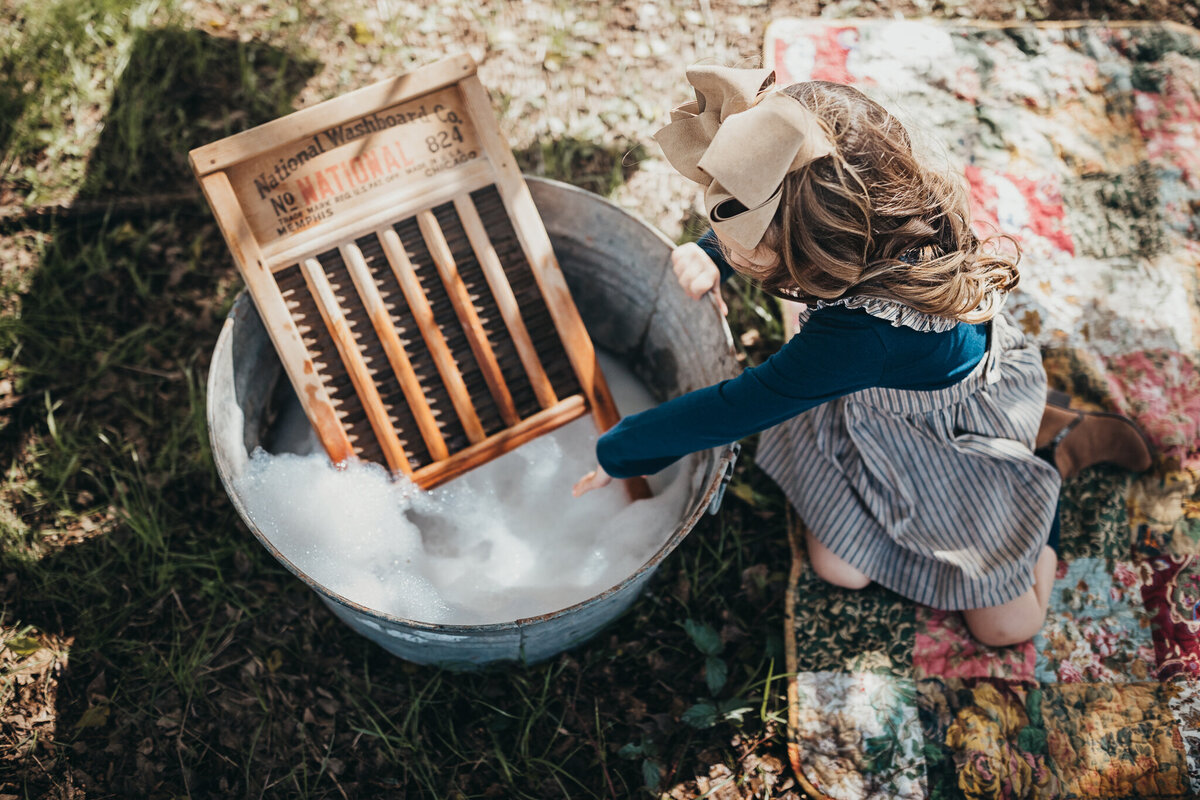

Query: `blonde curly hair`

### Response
(730, 81, 1019, 324)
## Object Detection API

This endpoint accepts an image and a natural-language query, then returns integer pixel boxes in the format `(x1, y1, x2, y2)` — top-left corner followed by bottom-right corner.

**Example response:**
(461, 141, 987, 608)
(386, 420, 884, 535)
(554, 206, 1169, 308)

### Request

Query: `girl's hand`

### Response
(572, 465, 612, 497)
(671, 242, 728, 316)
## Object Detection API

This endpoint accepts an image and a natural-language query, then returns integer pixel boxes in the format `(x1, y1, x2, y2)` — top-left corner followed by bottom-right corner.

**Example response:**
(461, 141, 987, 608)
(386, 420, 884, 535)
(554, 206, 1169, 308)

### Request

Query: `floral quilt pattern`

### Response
(768, 19, 1200, 799)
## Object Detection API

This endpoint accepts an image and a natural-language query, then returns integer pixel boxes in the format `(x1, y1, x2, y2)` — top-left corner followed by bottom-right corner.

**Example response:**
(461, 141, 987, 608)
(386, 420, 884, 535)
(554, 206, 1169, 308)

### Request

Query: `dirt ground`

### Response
(190, 0, 1200, 243)
(2, 0, 1196, 798)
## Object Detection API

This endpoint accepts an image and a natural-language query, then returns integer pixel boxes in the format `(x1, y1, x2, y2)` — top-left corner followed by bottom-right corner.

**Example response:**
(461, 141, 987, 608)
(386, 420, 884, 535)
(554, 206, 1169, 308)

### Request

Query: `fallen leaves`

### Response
(1, 626, 72, 772)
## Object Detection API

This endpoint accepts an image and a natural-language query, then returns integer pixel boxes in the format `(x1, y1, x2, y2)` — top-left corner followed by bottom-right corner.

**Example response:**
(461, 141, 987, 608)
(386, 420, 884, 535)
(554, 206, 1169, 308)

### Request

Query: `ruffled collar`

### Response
(796, 295, 960, 333)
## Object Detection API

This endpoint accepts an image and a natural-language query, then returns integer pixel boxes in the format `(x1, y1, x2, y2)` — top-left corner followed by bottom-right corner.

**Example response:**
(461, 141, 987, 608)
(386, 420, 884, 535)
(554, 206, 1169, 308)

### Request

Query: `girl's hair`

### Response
(734, 81, 1019, 323)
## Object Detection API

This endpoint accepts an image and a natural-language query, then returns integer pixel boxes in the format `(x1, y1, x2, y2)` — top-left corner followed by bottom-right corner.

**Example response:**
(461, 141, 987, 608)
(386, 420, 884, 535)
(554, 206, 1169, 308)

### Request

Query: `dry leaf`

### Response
(350, 22, 374, 45)
(75, 704, 110, 730)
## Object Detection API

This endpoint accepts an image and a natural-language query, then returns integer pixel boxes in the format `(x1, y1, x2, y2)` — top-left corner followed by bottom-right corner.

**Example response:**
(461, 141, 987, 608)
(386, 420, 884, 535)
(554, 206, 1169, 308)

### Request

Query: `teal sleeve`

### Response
(596, 308, 988, 478)
(596, 310, 888, 478)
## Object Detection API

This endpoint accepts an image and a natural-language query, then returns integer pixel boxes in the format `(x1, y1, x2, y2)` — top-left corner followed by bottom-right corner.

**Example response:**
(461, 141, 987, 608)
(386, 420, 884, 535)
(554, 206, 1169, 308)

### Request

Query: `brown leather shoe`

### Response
(1035, 400, 1154, 479)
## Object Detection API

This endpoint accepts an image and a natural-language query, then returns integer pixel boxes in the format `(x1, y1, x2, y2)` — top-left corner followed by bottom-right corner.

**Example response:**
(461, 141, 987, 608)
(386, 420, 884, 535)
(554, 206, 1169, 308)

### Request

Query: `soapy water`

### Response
(234, 352, 694, 625)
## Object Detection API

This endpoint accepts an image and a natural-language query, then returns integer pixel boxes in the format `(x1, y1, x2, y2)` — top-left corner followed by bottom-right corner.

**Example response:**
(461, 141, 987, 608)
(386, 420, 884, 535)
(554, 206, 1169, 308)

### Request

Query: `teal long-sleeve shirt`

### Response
(595, 234, 988, 479)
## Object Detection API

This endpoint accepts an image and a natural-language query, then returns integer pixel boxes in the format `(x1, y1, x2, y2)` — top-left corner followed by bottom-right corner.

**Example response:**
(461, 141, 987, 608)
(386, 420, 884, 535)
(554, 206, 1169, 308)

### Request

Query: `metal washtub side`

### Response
(206, 177, 740, 669)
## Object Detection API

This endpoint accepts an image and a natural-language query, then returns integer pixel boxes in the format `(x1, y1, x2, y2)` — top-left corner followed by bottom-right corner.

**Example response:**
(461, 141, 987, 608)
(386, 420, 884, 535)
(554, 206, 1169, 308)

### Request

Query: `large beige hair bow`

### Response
(654, 66, 835, 251)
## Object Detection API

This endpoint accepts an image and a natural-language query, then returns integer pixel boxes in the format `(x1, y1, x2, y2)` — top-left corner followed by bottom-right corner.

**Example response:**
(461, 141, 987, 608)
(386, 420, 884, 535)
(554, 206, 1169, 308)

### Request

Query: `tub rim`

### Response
(206, 176, 739, 634)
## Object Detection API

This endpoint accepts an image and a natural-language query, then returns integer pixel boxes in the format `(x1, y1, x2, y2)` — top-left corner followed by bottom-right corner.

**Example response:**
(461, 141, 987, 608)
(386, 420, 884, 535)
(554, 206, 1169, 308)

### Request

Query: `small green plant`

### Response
(617, 735, 664, 792)
(678, 618, 753, 730)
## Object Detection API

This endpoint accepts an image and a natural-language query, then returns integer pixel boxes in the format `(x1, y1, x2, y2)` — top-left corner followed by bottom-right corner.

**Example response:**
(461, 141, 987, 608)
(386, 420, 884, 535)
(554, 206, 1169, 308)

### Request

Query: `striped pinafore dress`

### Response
(756, 297, 1062, 611)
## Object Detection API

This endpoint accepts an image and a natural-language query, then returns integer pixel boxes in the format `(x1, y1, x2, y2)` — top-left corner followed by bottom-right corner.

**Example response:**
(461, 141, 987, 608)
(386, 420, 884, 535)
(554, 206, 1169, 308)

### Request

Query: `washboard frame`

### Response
(191, 54, 645, 494)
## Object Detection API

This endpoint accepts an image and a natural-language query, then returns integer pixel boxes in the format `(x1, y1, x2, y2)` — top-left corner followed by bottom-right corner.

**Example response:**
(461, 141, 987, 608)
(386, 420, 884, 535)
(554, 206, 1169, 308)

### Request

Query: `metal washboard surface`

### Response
(190, 53, 648, 497)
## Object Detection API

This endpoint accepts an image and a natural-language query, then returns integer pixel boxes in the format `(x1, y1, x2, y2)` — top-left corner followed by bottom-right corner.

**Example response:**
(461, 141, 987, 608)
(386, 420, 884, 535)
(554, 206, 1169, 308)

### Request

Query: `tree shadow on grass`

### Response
(76, 26, 313, 201)
(0, 25, 325, 797)
(0, 27, 794, 800)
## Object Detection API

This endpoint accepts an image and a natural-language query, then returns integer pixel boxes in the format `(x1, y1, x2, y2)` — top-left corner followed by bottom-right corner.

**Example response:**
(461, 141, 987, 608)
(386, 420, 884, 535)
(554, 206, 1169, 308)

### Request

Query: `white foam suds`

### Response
(234, 352, 693, 625)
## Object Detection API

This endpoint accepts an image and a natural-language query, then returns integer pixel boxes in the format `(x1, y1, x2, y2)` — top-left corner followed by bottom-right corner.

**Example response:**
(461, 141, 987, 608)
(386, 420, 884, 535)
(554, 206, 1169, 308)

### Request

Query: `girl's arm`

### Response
(573, 307, 988, 494)
(572, 234, 732, 497)
(586, 310, 889, 482)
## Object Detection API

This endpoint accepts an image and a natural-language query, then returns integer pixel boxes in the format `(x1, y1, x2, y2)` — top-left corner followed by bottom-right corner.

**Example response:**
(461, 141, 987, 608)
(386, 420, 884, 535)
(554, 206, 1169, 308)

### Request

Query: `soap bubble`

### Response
(234, 355, 692, 625)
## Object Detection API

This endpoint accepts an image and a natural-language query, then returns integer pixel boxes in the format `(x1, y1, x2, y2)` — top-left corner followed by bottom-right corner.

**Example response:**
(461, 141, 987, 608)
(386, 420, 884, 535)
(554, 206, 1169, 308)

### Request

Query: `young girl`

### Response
(573, 66, 1152, 646)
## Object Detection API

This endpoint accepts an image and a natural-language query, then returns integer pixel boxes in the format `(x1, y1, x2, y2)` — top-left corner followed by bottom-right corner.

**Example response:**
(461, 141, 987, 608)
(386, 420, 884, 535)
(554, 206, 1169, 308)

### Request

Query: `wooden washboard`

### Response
(191, 54, 648, 496)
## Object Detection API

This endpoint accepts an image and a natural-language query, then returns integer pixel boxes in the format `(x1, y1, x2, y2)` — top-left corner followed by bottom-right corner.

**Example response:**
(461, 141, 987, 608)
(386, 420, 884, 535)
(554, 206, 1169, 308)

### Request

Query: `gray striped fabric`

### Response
(757, 311, 1062, 611)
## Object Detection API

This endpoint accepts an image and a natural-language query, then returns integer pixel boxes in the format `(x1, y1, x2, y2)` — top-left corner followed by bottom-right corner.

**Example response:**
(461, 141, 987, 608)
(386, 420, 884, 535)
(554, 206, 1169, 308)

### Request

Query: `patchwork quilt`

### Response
(765, 19, 1200, 800)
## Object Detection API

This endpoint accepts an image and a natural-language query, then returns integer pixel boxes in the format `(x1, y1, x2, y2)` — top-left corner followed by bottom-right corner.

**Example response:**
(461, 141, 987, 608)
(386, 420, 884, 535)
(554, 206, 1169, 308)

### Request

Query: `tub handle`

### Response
(707, 442, 741, 515)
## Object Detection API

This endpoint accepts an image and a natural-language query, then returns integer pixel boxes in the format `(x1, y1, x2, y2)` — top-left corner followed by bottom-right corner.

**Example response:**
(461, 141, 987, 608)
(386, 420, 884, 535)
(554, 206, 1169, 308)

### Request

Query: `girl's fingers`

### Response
(672, 244, 713, 276)
(671, 241, 704, 269)
(572, 473, 596, 497)
(671, 243, 722, 306)
(572, 467, 612, 497)
(687, 273, 714, 299)
(671, 252, 688, 277)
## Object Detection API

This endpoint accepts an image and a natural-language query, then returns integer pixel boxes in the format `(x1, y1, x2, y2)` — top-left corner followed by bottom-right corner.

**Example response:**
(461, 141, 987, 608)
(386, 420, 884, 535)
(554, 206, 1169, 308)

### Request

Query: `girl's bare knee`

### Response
(963, 619, 1028, 648)
(962, 602, 1047, 648)
(814, 560, 872, 590)
(806, 531, 871, 590)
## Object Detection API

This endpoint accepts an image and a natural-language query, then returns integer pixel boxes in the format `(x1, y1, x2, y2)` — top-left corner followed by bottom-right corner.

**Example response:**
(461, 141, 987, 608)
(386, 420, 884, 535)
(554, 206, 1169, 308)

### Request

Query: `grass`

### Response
(9, 0, 1189, 790)
(0, 3, 802, 798)
(0, 0, 146, 204)
(515, 136, 647, 198)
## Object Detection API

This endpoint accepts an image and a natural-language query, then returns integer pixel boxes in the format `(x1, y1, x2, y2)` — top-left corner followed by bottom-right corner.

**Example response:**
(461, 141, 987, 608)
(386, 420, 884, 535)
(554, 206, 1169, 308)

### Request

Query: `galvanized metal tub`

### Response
(207, 177, 740, 670)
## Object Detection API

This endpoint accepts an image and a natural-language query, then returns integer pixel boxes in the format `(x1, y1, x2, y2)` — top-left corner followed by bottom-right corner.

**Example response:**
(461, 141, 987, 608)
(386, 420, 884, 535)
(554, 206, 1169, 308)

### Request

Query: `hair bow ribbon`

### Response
(653, 66, 835, 250)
